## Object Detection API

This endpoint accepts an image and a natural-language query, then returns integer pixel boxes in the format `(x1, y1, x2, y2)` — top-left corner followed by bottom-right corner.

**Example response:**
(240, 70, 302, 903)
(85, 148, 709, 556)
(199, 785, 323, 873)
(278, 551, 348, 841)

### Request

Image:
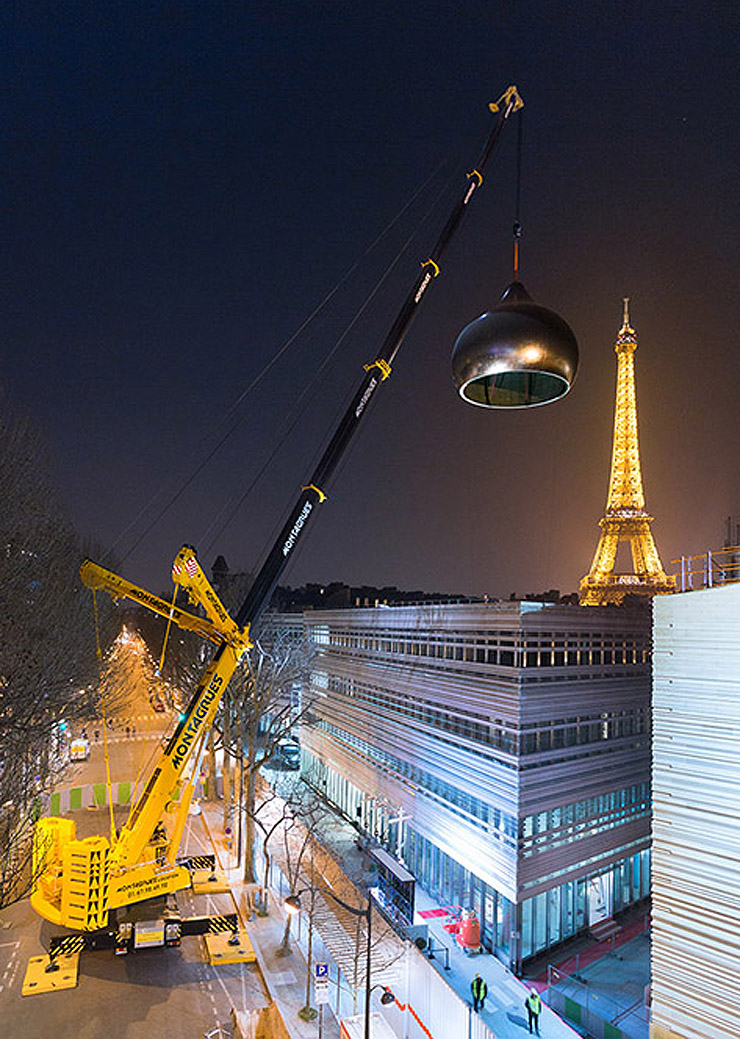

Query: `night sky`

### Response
(3, 3, 739, 600)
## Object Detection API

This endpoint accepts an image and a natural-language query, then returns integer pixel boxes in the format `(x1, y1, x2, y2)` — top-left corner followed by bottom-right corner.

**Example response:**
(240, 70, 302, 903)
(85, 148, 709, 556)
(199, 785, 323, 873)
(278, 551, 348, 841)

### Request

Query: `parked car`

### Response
(276, 740, 300, 769)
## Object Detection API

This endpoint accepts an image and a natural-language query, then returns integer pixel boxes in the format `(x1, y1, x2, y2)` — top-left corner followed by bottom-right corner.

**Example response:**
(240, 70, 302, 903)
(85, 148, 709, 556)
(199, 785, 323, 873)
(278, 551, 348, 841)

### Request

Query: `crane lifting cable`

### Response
(106, 157, 452, 567)
(91, 589, 117, 846)
(198, 162, 458, 554)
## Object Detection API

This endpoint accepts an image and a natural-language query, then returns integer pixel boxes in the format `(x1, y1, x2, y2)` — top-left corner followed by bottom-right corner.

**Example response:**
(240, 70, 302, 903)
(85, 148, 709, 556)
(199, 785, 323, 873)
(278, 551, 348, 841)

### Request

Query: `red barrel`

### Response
(457, 911, 481, 949)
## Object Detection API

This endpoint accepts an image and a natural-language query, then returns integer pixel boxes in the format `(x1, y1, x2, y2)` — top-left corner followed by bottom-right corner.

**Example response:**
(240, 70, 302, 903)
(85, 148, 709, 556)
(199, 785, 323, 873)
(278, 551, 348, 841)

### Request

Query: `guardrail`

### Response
(672, 544, 740, 592)
(425, 934, 451, 970)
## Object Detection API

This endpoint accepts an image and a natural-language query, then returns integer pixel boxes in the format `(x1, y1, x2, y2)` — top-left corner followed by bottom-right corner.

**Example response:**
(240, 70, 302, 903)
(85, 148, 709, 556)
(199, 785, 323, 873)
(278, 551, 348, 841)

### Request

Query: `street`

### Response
(0, 702, 266, 1039)
(66, 721, 170, 789)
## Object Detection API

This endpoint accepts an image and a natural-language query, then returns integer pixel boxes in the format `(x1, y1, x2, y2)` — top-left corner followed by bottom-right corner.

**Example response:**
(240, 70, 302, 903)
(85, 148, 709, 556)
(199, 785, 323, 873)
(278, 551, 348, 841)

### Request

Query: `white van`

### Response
(70, 738, 90, 761)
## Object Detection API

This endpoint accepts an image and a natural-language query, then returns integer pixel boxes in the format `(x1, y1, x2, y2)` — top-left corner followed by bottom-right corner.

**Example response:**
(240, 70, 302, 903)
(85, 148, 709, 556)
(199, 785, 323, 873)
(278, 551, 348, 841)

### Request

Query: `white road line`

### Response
(5, 954, 20, 991)
(207, 963, 235, 1007)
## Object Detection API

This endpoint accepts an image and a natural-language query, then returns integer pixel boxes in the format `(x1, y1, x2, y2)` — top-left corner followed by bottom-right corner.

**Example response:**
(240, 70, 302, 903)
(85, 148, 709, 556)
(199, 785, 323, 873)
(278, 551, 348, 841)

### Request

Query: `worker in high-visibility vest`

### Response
(470, 973, 487, 1011)
(525, 988, 542, 1035)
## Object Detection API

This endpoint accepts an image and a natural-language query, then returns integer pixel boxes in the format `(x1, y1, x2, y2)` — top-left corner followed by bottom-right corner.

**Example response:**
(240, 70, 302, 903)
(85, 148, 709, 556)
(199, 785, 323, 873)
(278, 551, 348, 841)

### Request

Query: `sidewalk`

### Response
(245, 904, 341, 1039)
(199, 800, 340, 1039)
(398, 883, 582, 1039)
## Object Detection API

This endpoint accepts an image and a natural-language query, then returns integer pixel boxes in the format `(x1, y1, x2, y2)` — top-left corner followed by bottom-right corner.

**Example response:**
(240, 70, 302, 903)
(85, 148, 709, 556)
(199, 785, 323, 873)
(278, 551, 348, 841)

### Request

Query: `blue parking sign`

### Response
(315, 962, 330, 1005)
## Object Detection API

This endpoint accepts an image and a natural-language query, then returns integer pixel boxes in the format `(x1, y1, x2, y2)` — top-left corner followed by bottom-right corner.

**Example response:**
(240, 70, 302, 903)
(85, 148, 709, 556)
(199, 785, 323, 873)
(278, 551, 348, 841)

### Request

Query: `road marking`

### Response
(206, 963, 235, 1006)
(0, 940, 21, 995)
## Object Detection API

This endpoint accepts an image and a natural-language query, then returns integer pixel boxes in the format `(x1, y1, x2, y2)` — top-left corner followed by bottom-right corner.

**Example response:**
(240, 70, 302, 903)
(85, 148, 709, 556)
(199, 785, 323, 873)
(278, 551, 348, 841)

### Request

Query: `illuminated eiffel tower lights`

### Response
(580, 299, 676, 606)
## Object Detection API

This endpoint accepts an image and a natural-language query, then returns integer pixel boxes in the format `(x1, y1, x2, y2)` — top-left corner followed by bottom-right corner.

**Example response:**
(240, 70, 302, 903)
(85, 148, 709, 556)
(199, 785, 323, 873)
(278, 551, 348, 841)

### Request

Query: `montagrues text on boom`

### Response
(171, 673, 223, 768)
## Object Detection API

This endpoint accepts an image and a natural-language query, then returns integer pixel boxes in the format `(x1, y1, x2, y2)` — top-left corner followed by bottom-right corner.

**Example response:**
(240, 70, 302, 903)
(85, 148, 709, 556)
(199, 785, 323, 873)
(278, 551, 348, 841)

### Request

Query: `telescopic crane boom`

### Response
(31, 89, 524, 942)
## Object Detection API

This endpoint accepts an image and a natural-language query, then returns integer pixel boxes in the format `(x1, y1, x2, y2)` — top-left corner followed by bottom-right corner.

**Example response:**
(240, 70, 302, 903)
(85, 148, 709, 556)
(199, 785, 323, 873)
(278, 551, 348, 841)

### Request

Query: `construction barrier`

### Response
(41, 781, 205, 816)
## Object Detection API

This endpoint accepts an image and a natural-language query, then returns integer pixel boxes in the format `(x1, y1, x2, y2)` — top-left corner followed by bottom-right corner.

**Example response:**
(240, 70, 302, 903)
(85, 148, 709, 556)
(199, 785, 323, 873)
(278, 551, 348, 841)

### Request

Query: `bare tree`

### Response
(273, 781, 331, 959)
(218, 623, 314, 883)
(0, 396, 107, 910)
(257, 778, 405, 1018)
(247, 778, 294, 914)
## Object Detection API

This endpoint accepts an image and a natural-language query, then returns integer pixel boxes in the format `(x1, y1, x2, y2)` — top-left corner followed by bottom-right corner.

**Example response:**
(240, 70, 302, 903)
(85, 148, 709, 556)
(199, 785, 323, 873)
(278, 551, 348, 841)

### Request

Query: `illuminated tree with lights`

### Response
(99, 626, 166, 718)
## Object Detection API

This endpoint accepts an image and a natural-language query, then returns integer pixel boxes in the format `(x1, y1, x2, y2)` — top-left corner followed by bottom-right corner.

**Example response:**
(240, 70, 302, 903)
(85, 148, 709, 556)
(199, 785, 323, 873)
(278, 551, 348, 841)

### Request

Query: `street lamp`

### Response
(376, 986, 396, 1006)
(285, 887, 376, 1039)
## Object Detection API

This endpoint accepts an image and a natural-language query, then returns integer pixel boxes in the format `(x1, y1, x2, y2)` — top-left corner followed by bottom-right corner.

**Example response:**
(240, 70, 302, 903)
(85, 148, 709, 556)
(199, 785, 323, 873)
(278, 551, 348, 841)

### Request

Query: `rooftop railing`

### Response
(671, 544, 740, 593)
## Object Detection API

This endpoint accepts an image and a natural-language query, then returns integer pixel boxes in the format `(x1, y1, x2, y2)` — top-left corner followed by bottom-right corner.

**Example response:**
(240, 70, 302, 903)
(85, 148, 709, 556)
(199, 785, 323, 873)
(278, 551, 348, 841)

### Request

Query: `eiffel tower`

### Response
(580, 299, 676, 606)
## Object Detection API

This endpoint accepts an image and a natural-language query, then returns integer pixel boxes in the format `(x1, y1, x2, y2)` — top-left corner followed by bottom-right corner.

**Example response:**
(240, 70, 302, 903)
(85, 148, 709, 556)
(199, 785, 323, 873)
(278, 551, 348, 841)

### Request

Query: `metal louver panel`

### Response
(652, 583, 740, 1039)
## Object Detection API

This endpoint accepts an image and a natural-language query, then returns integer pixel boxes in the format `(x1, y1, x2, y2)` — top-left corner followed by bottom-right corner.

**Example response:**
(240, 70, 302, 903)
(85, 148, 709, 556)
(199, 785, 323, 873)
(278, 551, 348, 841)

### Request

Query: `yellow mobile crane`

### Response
(29, 87, 576, 965)
(32, 546, 251, 955)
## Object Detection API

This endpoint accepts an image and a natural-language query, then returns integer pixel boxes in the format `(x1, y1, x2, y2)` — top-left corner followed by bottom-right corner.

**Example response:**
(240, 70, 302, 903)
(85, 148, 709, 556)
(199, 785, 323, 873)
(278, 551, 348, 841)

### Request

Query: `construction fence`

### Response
(545, 964, 649, 1039)
(40, 780, 206, 816)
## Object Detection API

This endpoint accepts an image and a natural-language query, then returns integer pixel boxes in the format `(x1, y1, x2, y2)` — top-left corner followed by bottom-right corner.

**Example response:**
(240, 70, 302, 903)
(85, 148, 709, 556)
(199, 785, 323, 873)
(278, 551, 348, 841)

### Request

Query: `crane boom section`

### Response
(170, 545, 246, 646)
(111, 638, 244, 869)
(80, 558, 225, 645)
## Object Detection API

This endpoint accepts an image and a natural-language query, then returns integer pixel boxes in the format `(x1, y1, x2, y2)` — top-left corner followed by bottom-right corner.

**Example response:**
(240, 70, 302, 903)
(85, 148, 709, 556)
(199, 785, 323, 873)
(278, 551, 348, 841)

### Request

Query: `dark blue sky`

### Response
(3, 2, 739, 598)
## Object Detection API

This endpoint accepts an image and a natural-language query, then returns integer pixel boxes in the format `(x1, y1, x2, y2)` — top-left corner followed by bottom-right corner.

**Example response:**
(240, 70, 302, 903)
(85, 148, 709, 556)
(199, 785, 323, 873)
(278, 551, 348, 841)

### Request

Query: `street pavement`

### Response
(64, 713, 172, 789)
(0, 802, 268, 1039)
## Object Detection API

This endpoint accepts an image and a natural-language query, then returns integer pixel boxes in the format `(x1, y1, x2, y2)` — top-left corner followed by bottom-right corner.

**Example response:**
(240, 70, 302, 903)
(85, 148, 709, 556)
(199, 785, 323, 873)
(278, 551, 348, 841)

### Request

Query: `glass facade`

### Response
(519, 848, 650, 960)
(294, 600, 653, 971)
(520, 784, 651, 859)
(304, 746, 651, 966)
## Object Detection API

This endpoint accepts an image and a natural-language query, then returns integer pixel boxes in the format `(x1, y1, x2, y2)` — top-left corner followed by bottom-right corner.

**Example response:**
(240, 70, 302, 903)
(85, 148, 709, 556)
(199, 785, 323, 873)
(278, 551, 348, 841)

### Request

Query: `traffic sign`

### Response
(314, 962, 330, 1004)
